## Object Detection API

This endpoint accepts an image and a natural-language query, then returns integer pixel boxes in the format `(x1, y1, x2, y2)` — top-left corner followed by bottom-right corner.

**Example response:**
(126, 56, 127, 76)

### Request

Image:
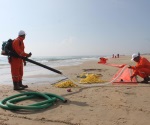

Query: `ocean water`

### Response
(0, 55, 107, 85)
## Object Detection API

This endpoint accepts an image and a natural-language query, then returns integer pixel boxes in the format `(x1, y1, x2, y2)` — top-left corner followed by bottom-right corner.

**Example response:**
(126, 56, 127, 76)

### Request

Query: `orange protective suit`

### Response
(10, 36, 28, 83)
(131, 57, 150, 78)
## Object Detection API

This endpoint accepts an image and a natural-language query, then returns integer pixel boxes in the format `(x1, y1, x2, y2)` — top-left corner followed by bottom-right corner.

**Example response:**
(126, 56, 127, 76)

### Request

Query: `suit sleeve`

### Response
(13, 39, 28, 57)
(130, 58, 149, 77)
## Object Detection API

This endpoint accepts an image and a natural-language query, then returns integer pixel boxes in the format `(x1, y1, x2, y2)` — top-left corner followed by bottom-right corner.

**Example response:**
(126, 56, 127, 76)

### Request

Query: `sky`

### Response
(0, 0, 150, 57)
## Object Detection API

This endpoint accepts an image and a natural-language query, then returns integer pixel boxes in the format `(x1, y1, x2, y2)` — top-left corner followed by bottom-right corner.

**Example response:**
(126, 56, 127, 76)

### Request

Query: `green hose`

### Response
(0, 92, 67, 110)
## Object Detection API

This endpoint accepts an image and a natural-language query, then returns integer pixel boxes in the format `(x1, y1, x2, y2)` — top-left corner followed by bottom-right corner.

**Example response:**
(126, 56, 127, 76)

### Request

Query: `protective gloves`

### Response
(26, 52, 32, 57)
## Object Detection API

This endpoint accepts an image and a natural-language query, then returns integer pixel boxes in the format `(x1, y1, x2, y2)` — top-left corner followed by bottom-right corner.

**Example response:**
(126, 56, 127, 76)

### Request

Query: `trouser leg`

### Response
(10, 57, 24, 90)
(18, 63, 28, 88)
(136, 68, 150, 78)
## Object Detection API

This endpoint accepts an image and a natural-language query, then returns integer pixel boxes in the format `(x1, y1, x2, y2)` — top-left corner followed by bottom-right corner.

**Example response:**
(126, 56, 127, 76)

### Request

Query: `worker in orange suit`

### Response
(128, 53, 150, 83)
(9, 30, 32, 90)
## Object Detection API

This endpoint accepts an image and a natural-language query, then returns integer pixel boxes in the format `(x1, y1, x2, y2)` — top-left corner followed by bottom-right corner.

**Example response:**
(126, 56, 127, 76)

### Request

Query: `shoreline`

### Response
(0, 56, 99, 85)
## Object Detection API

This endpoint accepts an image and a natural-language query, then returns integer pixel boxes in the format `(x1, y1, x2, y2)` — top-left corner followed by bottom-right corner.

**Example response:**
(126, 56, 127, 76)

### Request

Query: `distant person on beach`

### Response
(117, 54, 119, 58)
(9, 30, 32, 90)
(128, 53, 150, 83)
(112, 54, 114, 58)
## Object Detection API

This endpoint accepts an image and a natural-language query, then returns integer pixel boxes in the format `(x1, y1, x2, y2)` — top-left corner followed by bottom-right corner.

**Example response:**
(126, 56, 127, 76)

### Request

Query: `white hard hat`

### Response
(131, 53, 139, 61)
(18, 30, 26, 36)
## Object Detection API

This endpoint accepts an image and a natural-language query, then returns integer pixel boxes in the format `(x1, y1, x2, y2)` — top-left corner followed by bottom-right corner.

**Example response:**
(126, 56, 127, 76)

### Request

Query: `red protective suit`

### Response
(10, 36, 28, 83)
(131, 57, 150, 78)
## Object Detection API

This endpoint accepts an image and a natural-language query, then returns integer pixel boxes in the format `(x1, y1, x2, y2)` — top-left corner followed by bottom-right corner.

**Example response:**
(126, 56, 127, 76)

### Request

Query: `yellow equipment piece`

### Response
(77, 72, 87, 78)
(80, 73, 106, 84)
(54, 80, 77, 88)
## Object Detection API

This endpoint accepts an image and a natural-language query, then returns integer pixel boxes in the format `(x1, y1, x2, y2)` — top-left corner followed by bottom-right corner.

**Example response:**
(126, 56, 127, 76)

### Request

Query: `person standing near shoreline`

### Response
(9, 30, 32, 90)
(128, 53, 150, 83)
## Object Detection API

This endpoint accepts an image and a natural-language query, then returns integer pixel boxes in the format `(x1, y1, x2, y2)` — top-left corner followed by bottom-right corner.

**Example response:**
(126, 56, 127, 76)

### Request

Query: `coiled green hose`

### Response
(0, 92, 67, 110)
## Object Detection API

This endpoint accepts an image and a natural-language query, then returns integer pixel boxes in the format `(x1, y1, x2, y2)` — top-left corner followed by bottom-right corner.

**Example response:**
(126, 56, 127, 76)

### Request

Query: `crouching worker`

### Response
(9, 30, 32, 90)
(128, 53, 150, 83)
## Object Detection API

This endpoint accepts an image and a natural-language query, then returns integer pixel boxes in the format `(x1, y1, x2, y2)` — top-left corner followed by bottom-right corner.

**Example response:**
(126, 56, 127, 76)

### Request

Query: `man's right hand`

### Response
(27, 52, 32, 57)
(128, 65, 132, 69)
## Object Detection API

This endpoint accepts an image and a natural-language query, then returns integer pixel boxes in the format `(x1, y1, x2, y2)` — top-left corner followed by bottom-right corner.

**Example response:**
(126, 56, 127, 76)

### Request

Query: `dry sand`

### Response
(0, 55, 150, 125)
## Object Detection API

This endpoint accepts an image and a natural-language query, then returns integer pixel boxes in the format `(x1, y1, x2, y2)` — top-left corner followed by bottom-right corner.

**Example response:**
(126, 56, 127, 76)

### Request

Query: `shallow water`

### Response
(0, 55, 102, 85)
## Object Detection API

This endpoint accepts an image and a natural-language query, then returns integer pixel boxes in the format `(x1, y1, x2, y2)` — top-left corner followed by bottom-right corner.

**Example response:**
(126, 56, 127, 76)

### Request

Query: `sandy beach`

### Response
(0, 55, 150, 125)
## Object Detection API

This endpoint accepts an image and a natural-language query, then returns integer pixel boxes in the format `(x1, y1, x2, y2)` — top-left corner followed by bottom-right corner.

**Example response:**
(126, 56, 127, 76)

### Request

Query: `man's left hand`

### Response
(24, 61, 26, 66)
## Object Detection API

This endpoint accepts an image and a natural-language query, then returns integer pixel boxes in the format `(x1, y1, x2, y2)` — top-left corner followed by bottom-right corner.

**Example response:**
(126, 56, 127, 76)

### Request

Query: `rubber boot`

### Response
(19, 81, 28, 88)
(13, 82, 24, 90)
(141, 77, 149, 83)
